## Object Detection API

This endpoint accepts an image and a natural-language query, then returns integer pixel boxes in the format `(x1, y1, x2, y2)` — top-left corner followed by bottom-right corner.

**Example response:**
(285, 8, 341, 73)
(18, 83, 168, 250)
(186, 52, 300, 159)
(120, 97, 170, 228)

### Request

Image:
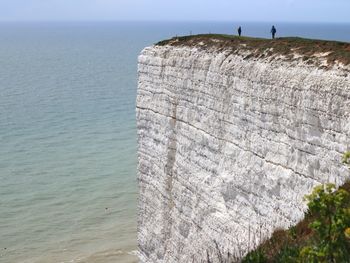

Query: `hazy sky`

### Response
(0, 0, 349, 23)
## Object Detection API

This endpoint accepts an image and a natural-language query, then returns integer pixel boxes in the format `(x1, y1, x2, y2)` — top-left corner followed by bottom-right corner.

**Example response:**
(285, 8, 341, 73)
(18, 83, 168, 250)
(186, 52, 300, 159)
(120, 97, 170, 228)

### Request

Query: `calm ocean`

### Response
(0, 21, 349, 263)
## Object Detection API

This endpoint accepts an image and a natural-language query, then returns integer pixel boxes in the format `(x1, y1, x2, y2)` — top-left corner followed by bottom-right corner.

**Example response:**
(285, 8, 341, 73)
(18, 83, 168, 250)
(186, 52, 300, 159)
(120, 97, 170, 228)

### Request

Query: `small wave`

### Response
(72, 248, 138, 263)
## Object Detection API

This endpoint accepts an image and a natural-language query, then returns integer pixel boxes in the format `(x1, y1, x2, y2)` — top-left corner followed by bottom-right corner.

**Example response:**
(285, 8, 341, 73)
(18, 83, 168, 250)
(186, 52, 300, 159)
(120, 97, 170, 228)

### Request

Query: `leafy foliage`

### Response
(301, 183, 350, 262)
(343, 151, 350, 165)
(242, 249, 267, 263)
(274, 246, 300, 263)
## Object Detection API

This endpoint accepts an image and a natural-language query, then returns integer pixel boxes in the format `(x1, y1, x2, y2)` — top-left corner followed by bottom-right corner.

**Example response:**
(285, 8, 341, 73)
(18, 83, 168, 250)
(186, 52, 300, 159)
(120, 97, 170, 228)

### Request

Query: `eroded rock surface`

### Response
(136, 43, 350, 262)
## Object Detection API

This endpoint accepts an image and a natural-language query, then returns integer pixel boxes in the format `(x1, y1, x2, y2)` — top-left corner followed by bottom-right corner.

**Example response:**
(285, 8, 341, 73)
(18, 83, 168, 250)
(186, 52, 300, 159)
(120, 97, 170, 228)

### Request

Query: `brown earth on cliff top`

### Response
(157, 34, 350, 69)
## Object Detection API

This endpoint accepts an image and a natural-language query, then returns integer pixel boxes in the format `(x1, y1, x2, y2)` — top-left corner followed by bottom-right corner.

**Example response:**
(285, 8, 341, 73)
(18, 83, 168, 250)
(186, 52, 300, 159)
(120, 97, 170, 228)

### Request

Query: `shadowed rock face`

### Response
(136, 42, 350, 263)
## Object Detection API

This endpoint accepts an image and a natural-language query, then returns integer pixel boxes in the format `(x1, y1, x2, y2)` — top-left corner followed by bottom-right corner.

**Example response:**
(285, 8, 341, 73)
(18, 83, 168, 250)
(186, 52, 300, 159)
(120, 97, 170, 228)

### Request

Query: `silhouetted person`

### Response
(237, 26, 242, 37)
(271, 25, 277, 39)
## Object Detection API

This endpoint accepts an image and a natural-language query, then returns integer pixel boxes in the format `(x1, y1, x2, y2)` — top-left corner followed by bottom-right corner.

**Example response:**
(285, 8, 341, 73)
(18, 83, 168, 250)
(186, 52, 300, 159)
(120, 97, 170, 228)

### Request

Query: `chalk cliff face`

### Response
(136, 38, 350, 262)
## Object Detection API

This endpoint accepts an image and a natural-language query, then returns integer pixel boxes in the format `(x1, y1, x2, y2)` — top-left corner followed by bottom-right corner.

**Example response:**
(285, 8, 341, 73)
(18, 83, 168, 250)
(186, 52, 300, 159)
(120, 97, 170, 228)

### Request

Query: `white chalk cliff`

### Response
(136, 37, 350, 262)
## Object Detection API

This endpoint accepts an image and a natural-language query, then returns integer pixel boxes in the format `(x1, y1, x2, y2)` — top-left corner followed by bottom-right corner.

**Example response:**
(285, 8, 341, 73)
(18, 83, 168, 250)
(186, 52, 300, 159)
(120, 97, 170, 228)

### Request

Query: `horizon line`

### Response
(0, 19, 349, 24)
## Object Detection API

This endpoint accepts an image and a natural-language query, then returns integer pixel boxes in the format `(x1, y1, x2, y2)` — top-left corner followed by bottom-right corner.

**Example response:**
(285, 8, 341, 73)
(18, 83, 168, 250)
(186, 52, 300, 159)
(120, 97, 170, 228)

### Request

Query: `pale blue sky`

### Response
(0, 0, 349, 23)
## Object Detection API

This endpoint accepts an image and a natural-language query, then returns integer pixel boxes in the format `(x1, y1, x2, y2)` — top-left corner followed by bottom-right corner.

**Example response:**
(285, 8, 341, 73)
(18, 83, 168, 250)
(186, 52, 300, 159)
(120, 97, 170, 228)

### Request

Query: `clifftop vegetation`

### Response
(156, 34, 350, 69)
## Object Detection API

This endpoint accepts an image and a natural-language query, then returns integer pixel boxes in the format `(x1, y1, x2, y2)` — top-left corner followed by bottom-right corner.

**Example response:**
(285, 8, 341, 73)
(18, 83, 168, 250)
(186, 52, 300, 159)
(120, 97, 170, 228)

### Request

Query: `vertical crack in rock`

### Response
(163, 100, 178, 257)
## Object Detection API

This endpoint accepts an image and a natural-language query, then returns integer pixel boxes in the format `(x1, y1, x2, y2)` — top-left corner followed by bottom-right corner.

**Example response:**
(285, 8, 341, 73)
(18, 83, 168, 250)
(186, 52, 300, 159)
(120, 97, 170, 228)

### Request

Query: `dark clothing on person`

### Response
(271, 26, 277, 39)
(238, 26, 242, 37)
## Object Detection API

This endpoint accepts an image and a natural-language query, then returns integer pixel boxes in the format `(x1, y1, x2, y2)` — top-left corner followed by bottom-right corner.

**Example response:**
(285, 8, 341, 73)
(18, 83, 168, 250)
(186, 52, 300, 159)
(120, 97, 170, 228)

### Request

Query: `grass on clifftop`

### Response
(156, 34, 350, 69)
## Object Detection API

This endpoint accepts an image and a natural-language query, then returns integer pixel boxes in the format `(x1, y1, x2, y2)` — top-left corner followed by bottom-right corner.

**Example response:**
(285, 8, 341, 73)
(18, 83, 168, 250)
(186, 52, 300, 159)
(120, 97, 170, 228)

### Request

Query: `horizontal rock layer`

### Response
(136, 43, 350, 262)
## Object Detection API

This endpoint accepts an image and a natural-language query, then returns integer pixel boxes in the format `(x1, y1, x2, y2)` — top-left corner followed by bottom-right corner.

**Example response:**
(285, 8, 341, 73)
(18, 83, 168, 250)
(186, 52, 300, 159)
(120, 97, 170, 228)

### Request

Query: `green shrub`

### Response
(300, 183, 350, 262)
(242, 249, 267, 263)
(273, 246, 300, 263)
(343, 151, 350, 165)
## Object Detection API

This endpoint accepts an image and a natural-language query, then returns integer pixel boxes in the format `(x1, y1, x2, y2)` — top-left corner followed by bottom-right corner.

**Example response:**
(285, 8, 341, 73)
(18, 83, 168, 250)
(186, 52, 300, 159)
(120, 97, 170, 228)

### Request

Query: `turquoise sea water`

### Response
(0, 22, 349, 263)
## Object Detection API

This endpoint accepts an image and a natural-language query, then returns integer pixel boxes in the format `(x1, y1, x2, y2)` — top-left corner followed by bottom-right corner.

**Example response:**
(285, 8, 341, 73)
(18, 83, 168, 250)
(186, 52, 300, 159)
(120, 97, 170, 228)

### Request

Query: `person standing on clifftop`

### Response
(237, 26, 242, 37)
(271, 25, 277, 39)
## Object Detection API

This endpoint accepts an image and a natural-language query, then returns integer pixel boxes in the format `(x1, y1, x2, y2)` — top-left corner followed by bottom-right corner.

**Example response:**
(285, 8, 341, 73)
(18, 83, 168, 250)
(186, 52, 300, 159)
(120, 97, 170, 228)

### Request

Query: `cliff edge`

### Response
(136, 35, 350, 262)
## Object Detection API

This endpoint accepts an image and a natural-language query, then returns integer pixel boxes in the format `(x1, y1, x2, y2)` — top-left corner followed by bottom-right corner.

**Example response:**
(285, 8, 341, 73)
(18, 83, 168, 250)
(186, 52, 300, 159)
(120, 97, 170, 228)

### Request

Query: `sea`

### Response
(0, 21, 349, 263)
